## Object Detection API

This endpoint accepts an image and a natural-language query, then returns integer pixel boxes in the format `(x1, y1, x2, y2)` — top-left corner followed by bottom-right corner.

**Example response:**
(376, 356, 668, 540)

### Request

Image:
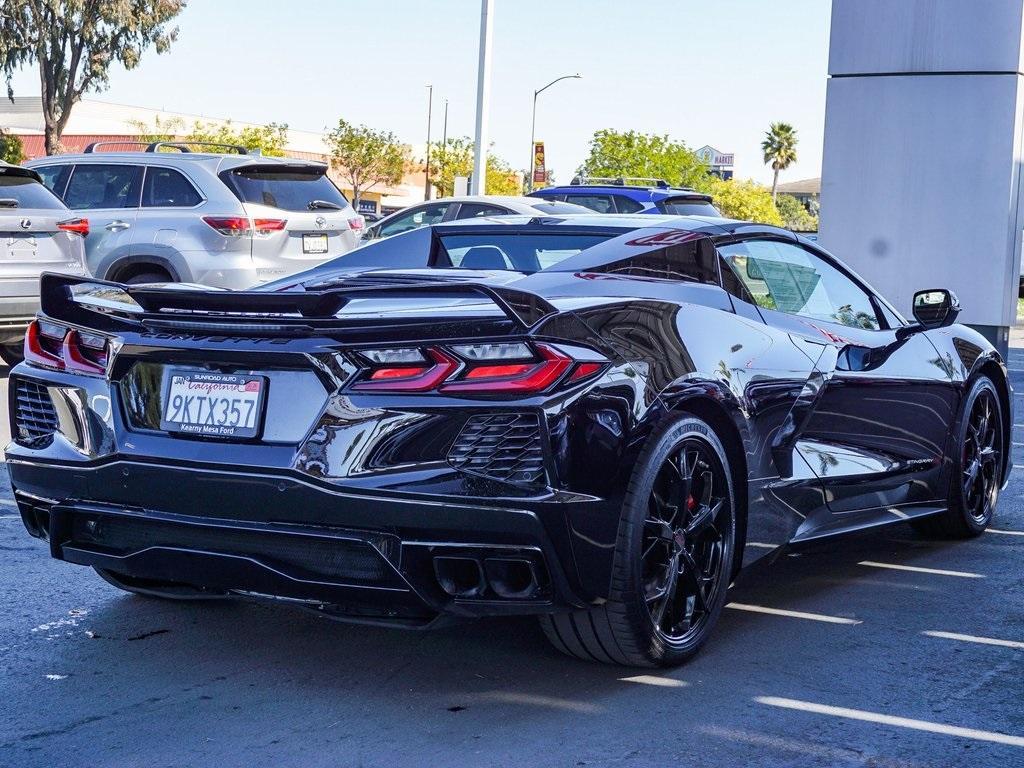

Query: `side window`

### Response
(378, 202, 450, 237)
(718, 239, 880, 330)
(455, 203, 510, 219)
(34, 165, 72, 198)
(142, 167, 202, 208)
(600, 235, 719, 284)
(64, 164, 143, 210)
(612, 195, 644, 213)
(566, 194, 615, 213)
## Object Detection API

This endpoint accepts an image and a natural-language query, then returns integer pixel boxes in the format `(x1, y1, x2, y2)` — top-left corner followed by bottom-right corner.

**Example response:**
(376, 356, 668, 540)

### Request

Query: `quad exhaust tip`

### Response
(433, 555, 540, 600)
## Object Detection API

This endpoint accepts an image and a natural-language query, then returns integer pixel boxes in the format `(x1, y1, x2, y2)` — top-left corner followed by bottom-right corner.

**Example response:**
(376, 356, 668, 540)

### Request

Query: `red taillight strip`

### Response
(57, 218, 89, 236)
(24, 321, 64, 370)
(353, 348, 459, 392)
(23, 320, 109, 376)
(62, 330, 106, 375)
(440, 344, 572, 394)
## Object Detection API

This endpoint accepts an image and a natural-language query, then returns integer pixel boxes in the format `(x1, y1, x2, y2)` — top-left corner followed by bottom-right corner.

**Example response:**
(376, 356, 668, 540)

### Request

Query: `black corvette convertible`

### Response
(7, 214, 1011, 667)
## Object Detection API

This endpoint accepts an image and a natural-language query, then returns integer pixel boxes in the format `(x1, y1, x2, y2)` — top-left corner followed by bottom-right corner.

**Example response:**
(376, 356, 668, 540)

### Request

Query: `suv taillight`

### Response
(57, 218, 89, 236)
(202, 216, 287, 236)
(352, 342, 606, 395)
(25, 320, 108, 376)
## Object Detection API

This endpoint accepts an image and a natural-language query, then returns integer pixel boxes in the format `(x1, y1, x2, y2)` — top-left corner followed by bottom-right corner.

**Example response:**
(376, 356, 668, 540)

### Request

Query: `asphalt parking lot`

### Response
(0, 352, 1022, 768)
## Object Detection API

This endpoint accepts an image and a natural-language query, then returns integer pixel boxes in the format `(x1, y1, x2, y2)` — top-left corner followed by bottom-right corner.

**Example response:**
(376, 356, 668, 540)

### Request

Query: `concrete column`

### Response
(819, 0, 1024, 357)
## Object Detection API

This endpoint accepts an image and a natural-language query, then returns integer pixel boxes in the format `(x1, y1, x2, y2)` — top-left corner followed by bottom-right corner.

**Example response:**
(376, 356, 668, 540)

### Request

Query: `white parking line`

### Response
(726, 603, 862, 625)
(923, 630, 1024, 650)
(989, 528, 1024, 536)
(755, 696, 1024, 748)
(619, 675, 688, 688)
(0, 498, 15, 507)
(746, 542, 779, 549)
(1014, 464, 1024, 470)
(0, 514, 20, 520)
(858, 561, 984, 578)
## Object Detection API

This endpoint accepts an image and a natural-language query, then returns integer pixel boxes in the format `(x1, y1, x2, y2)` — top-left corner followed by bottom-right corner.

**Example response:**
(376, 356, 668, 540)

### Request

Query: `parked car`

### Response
(8, 213, 1009, 667)
(26, 141, 364, 289)
(361, 195, 591, 241)
(360, 211, 383, 225)
(528, 176, 720, 216)
(0, 161, 89, 364)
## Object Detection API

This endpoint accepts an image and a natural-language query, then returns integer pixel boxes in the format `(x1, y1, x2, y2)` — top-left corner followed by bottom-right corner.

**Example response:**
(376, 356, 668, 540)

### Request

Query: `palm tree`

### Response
(761, 122, 798, 202)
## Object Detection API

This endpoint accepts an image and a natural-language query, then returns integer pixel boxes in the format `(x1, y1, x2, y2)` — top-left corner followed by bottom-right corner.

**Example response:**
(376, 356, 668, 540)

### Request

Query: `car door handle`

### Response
(106, 220, 131, 231)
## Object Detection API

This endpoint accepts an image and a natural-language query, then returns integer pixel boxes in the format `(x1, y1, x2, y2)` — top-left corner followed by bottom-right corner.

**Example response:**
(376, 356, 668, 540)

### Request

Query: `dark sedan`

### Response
(6, 214, 1011, 667)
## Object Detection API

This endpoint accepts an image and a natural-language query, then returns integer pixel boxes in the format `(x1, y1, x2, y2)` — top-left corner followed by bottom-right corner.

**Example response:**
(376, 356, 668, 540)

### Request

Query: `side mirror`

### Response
(912, 289, 960, 329)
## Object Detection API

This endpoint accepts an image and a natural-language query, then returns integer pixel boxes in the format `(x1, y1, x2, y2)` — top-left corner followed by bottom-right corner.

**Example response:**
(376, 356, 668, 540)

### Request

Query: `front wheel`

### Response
(540, 415, 736, 667)
(912, 375, 1005, 538)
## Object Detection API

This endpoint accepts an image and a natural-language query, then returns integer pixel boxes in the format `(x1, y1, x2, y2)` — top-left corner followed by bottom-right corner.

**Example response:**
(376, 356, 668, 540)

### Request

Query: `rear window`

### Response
(222, 167, 349, 212)
(439, 233, 610, 272)
(529, 201, 591, 214)
(657, 197, 720, 216)
(0, 174, 66, 210)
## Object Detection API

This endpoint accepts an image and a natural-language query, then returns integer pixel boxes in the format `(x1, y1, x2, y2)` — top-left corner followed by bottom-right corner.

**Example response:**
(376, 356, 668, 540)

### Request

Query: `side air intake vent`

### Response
(14, 379, 58, 443)
(448, 413, 545, 484)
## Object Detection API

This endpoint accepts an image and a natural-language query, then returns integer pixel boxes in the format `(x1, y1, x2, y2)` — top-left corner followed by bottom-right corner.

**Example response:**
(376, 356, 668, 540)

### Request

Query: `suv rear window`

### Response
(222, 167, 349, 212)
(657, 197, 720, 216)
(439, 233, 610, 272)
(0, 174, 66, 210)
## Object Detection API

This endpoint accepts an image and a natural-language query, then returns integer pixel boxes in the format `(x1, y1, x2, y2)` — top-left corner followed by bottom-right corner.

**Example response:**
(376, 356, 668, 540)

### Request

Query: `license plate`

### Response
(160, 372, 266, 438)
(303, 233, 328, 254)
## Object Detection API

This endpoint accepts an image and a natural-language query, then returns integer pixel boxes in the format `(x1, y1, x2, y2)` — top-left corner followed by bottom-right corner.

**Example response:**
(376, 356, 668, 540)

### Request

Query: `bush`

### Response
(0, 130, 25, 164)
(775, 194, 818, 232)
(697, 178, 784, 226)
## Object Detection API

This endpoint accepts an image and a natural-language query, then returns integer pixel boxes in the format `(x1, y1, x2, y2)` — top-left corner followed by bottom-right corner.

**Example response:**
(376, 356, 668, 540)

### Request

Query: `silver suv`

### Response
(26, 142, 364, 288)
(0, 161, 89, 364)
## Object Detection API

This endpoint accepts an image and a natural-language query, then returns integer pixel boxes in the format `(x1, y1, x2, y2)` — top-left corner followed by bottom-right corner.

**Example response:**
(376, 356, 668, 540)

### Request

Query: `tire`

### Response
(0, 342, 24, 367)
(911, 375, 1005, 538)
(123, 271, 172, 286)
(540, 415, 736, 667)
(94, 567, 227, 601)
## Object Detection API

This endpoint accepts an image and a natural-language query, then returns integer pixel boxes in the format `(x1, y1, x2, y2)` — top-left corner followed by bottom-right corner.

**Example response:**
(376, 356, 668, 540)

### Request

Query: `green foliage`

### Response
(0, 0, 186, 154)
(761, 122, 798, 198)
(184, 120, 288, 156)
(427, 137, 521, 197)
(124, 115, 184, 146)
(576, 129, 709, 189)
(326, 119, 409, 205)
(697, 177, 784, 226)
(0, 129, 24, 164)
(775, 194, 818, 232)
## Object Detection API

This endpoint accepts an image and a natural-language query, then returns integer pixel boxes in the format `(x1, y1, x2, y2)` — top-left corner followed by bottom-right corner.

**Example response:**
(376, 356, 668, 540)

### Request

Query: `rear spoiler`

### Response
(38, 273, 558, 333)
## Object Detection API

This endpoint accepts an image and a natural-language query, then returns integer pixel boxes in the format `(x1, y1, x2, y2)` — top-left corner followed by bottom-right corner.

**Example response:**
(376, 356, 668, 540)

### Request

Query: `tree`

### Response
(576, 129, 709, 189)
(125, 115, 184, 146)
(0, 1, 186, 155)
(326, 119, 408, 208)
(183, 120, 288, 156)
(697, 177, 784, 226)
(0, 129, 24, 164)
(761, 121, 798, 201)
(775, 193, 818, 232)
(427, 137, 521, 197)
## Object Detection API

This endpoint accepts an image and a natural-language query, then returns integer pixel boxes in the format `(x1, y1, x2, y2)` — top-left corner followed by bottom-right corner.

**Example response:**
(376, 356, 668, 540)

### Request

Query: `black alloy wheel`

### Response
(913, 375, 1004, 538)
(540, 415, 736, 667)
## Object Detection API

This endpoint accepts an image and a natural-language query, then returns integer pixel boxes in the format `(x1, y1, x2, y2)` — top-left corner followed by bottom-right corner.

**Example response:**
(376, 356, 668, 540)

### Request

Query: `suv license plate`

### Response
(160, 372, 266, 438)
(303, 233, 328, 254)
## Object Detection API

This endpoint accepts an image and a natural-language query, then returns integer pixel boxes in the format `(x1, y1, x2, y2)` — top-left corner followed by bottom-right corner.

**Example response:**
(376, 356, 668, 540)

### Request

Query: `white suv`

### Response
(27, 142, 364, 288)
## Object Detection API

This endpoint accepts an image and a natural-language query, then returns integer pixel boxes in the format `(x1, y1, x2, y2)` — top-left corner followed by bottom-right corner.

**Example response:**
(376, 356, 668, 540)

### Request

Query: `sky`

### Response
(5, 0, 832, 186)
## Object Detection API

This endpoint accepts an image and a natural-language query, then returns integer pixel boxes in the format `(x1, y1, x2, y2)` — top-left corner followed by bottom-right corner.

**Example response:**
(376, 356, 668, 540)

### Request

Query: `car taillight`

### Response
(57, 218, 89, 236)
(202, 216, 287, 237)
(352, 342, 606, 395)
(24, 320, 108, 376)
(348, 215, 365, 232)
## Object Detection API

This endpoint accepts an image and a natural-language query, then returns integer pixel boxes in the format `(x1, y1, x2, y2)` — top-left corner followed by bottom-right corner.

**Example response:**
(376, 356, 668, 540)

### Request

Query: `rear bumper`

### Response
(8, 456, 590, 624)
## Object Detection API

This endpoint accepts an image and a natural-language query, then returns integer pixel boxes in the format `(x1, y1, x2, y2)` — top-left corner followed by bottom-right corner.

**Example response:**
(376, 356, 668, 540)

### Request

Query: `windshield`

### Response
(0, 175, 66, 210)
(528, 201, 591, 215)
(658, 198, 720, 216)
(439, 232, 611, 272)
(221, 167, 349, 212)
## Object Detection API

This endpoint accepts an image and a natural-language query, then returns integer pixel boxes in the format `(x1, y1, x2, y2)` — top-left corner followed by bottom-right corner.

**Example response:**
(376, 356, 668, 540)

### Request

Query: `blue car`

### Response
(527, 176, 720, 216)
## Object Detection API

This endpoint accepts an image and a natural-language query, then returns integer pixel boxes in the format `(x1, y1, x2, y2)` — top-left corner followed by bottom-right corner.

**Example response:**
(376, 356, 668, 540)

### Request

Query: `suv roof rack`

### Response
(81, 140, 257, 155)
(570, 176, 677, 190)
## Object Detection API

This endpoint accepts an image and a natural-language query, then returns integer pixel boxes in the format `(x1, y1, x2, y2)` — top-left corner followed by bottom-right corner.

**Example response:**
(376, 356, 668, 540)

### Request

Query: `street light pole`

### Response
(440, 98, 448, 195)
(527, 73, 581, 192)
(471, 0, 494, 195)
(424, 84, 433, 201)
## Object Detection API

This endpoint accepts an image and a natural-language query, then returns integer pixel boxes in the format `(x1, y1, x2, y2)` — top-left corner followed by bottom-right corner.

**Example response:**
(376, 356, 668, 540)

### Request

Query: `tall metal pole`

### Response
(424, 84, 433, 201)
(440, 98, 448, 196)
(471, 0, 494, 195)
(526, 74, 581, 192)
